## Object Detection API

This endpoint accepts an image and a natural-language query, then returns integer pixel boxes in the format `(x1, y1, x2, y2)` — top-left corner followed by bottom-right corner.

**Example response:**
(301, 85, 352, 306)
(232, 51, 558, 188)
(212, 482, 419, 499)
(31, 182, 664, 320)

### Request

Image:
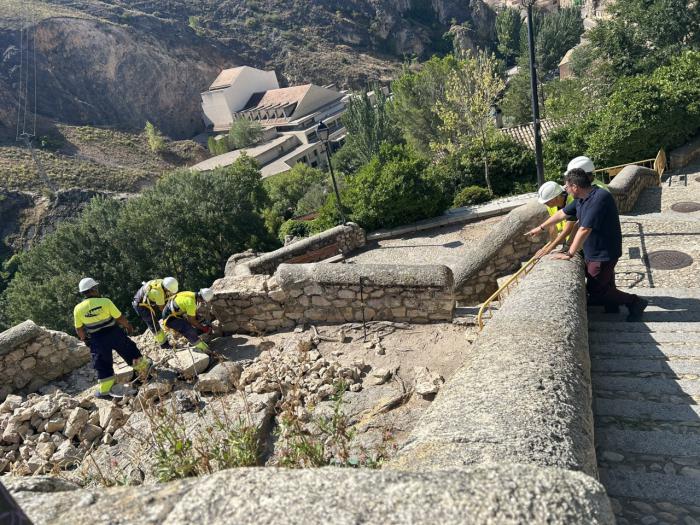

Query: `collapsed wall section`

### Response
(0, 321, 89, 401)
(210, 263, 455, 333)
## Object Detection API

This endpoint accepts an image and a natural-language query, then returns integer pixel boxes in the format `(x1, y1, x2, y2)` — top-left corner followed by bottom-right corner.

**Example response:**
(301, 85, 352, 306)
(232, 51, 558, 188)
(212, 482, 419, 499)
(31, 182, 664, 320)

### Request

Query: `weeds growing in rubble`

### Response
(146, 395, 262, 483)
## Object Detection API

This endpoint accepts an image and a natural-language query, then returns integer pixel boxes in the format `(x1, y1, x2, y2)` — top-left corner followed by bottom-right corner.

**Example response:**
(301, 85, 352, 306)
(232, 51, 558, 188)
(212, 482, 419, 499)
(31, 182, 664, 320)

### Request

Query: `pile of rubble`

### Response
(0, 392, 127, 475)
(238, 331, 364, 405)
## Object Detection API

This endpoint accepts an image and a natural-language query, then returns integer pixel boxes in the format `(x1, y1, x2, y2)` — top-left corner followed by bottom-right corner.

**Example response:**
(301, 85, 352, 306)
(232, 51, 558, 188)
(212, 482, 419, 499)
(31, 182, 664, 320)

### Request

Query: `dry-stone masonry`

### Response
(226, 223, 365, 276)
(0, 321, 89, 402)
(211, 263, 455, 334)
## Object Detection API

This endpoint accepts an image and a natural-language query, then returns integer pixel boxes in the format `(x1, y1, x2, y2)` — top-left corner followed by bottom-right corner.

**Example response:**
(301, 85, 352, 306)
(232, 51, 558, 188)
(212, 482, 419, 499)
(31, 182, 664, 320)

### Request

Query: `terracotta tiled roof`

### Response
(499, 119, 565, 150)
(209, 67, 246, 90)
(243, 85, 313, 111)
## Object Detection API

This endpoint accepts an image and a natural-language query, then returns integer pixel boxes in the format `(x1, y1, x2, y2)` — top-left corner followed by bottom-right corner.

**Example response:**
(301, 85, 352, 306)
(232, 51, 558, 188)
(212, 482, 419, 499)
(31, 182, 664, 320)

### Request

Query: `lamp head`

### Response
(317, 121, 330, 142)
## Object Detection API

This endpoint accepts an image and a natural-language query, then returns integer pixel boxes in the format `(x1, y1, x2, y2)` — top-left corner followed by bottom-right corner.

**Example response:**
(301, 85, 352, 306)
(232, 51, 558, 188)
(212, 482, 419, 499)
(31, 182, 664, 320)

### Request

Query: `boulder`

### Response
(136, 381, 172, 403)
(98, 406, 123, 430)
(35, 442, 55, 461)
(171, 349, 209, 378)
(50, 441, 81, 467)
(78, 424, 102, 443)
(45, 417, 66, 433)
(64, 408, 89, 440)
(414, 367, 444, 397)
(369, 368, 393, 386)
(197, 362, 243, 393)
(0, 395, 23, 413)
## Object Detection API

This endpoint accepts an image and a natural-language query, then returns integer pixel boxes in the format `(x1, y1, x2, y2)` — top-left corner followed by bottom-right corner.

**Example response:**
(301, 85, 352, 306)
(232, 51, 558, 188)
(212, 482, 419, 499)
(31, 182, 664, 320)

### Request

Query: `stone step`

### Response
(594, 398, 700, 422)
(590, 343, 700, 359)
(589, 322, 700, 333)
(593, 376, 700, 397)
(596, 429, 700, 458)
(599, 469, 700, 506)
(591, 358, 700, 375)
(589, 332, 700, 344)
(588, 311, 700, 323)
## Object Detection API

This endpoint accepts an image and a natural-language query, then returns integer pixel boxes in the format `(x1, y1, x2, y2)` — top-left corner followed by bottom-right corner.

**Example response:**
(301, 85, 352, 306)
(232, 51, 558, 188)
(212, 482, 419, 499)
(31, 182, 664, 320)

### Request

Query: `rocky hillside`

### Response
(0, 0, 497, 140)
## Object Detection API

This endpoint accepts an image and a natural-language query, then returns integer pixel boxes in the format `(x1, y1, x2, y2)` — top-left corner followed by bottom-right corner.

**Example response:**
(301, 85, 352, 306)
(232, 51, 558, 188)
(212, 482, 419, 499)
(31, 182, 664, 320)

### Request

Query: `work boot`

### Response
(604, 304, 620, 314)
(626, 296, 649, 322)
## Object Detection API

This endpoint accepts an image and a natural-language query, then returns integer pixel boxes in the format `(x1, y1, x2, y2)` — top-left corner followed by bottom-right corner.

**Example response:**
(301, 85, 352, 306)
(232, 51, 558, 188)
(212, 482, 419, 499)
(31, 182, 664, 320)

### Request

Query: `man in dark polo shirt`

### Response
(527, 168, 648, 321)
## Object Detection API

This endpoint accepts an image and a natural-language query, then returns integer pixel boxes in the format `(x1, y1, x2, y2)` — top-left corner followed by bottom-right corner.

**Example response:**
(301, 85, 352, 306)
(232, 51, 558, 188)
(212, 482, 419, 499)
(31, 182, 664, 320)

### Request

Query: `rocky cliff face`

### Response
(0, 0, 497, 139)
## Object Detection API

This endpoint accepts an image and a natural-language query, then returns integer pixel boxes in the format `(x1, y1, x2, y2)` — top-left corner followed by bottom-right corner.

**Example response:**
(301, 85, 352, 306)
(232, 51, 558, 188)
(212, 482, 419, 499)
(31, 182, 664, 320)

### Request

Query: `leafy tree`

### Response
(145, 121, 166, 153)
(343, 144, 446, 231)
(543, 79, 592, 120)
(228, 119, 264, 150)
(262, 163, 328, 235)
(500, 67, 534, 125)
(340, 87, 399, 167)
(535, 8, 584, 76)
(495, 8, 522, 66)
(431, 135, 536, 199)
(453, 186, 491, 207)
(435, 50, 505, 194)
(587, 0, 700, 76)
(2, 156, 275, 332)
(390, 55, 462, 154)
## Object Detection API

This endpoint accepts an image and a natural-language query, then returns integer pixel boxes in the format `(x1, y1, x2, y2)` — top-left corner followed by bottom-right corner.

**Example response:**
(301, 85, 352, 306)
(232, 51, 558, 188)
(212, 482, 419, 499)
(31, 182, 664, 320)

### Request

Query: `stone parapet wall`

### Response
(451, 199, 547, 303)
(669, 135, 700, 169)
(609, 165, 660, 213)
(0, 321, 89, 401)
(225, 223, 365, 277)
(389, 256, 599, 477)
(210, 263, 455, 334)
(11, 463, 615, 524)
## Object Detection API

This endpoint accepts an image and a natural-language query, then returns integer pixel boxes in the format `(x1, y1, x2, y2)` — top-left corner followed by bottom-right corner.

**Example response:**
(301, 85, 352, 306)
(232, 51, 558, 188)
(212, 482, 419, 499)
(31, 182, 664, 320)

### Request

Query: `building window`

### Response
(311, 160, 318, 168)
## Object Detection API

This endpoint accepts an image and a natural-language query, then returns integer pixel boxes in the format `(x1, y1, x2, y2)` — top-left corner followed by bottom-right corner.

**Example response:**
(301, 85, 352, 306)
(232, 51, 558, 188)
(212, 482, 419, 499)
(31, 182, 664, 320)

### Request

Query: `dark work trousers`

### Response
(164, 317, 200, 344)
(585, 258, 636, 307)
(88, 325, 142, 380)
(133, 301, 158, 333)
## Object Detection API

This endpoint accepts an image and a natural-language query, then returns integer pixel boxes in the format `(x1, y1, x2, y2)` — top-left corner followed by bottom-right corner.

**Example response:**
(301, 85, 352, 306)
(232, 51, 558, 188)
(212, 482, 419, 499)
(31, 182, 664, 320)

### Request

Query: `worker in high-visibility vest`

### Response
(161, 288, 214, 353)
(530, 181, 577, 259)
(132, 277, 178, 348)
(74, 277, 152, 398)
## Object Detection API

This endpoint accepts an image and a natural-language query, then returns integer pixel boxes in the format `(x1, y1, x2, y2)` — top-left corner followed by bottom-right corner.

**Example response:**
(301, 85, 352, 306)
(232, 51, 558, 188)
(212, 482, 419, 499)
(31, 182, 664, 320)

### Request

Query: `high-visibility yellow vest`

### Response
(74, 297, 121, 334)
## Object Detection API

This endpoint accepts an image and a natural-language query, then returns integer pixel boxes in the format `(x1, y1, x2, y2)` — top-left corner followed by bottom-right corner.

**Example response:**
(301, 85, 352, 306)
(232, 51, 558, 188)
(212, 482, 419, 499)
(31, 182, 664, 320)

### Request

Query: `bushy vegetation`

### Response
(1, 156, 275, 332)
(342, 144, 446, 231)
(453, 186, 491, 207)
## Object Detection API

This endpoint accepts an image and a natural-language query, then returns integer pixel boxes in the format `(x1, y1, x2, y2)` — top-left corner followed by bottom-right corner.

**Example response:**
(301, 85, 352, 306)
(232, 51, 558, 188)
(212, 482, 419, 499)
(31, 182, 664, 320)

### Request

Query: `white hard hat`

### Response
(199, 288, 214, 302)
(162, 277, 178, 294)
(567, 156, 595, 174)
(537, 181, 565, 204)
(78, 277, 99, 293)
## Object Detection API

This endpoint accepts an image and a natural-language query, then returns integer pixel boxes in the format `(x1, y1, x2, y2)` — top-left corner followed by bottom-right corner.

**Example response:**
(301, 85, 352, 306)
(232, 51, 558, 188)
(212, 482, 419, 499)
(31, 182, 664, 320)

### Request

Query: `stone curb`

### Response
(367, 194, 536, 242)
(0, 321, 43, 357)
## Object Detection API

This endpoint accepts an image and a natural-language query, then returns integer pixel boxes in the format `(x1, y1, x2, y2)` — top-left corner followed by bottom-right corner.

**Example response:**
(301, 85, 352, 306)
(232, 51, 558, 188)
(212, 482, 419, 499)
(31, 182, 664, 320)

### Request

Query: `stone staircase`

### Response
(589, 288, 700, 524)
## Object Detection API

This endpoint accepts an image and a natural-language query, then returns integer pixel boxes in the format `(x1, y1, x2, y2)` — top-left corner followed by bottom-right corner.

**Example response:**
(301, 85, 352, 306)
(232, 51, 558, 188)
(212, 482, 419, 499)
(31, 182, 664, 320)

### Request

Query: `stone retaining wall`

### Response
(451, 199, 547, 303)
(389, 255, 600, 478)
(0, 321, 89, 401)
(669, 135, 700, 169)
(225, 223, 365, 277)
(210, 263, 455, 334)
(609, 165, 660, 213)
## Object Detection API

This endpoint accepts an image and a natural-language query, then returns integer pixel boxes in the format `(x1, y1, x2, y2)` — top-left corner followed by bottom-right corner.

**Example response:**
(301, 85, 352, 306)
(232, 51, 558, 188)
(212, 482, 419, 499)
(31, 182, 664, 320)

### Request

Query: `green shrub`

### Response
(343, 144, 446, 231)
(452, 186, 491, 207)
(278, 219, 313, 242)
(145, 121, 166, 153)
(228, 119, 264, 150)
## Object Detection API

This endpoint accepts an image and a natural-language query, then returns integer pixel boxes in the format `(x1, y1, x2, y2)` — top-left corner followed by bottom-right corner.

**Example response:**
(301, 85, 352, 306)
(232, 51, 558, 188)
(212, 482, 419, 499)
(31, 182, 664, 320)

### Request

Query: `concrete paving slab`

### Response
(594, 398, 700, 422)
(593, 376, 700, 396)
(599, 469, 700, 506)
(596, 428, 700, 457)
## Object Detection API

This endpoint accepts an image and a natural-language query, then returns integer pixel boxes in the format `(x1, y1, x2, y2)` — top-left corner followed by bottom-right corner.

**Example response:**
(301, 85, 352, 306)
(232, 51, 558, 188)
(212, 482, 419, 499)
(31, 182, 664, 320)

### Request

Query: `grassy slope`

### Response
(0, 124, 208, 193)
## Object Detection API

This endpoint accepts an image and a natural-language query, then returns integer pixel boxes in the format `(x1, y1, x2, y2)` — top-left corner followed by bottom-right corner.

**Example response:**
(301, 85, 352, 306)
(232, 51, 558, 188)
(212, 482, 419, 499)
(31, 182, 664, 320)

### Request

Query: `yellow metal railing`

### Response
(477, 255, 540, 330)
(592, 149, 666, 185)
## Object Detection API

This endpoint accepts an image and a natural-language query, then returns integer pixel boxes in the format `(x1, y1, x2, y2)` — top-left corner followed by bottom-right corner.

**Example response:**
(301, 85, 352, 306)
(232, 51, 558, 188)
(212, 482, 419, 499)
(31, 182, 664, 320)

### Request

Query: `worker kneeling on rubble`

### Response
(74, 277, 152, 398)
(132, 277, 178, 349)
(162, 288, 214, 353)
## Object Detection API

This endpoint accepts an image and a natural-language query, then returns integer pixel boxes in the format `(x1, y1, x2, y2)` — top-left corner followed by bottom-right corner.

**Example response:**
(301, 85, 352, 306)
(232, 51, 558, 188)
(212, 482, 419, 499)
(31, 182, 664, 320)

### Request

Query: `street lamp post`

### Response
(317, 121, 347, 224)
(523, 0, 545, 186)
